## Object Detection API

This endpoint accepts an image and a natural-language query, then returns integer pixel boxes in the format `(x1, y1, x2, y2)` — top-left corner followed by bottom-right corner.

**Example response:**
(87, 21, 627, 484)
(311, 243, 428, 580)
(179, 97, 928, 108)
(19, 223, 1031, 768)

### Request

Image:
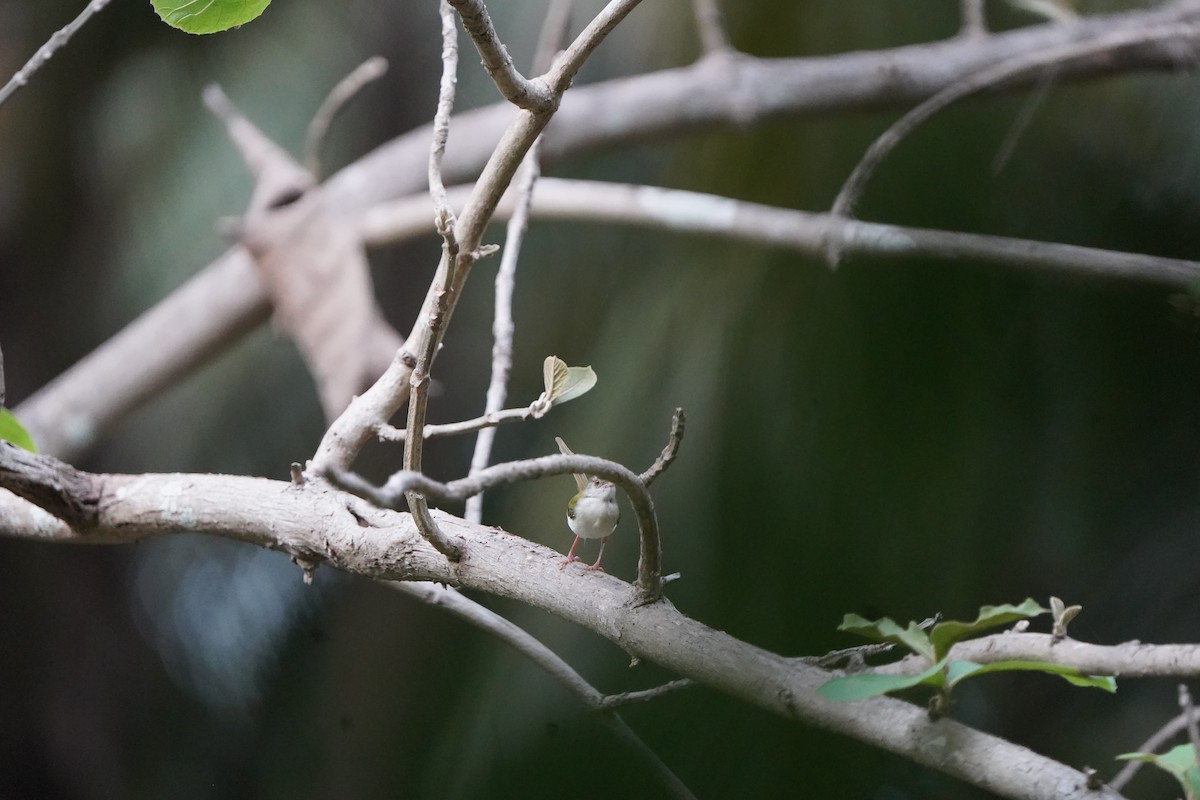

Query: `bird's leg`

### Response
(583, 538, 608, 572)
(561, 536, 583, 568)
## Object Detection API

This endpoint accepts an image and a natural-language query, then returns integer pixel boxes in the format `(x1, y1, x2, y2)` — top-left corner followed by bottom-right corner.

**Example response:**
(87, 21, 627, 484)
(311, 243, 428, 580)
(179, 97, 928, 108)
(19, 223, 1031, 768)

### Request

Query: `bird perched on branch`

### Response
(556, 437, 619, 572)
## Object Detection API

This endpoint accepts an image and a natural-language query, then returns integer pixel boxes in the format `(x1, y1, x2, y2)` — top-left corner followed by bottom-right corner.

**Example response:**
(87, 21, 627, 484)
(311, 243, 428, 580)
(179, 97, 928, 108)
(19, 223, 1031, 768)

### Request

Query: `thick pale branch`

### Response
(0, 470, 1126, 800)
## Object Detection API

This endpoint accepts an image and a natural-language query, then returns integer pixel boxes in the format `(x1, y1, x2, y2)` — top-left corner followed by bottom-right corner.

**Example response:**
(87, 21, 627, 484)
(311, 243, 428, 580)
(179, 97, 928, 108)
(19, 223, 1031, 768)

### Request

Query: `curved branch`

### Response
(331, 451, 665, 603)
(830, 19, 1200, 221)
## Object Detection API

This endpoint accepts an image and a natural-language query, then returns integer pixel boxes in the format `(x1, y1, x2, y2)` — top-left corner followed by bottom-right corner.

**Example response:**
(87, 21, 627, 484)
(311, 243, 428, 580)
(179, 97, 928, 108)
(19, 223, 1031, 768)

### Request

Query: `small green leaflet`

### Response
(927, 599, 1049, 661)
(151, 0, 272, 34)
(838, 613, 936, 662)
(820, 658, 1115, 703)
(1118, 745, 1200, 799)
(0, 408, 35, 452)
(543, 356, 597, 406)
(818, 660, 947, 702)
(821, 600, 1113, 702)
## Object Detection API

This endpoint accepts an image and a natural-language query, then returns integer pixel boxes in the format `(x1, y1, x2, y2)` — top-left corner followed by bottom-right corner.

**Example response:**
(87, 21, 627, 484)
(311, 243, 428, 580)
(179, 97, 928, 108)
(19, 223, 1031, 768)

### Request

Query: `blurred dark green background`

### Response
(4, 1, 1200, 797)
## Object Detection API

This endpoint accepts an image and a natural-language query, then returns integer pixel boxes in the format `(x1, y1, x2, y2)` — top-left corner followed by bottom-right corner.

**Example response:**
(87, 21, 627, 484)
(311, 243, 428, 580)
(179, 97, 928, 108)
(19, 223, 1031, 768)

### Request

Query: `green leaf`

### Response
(944, 659, 1116, 692)
(1117, 745, 1200, 799)
(929, 599, 1049, 660)
(0, 408, 36, 452)
(818, 660, 947, 702)
(542, 356, 597, 406)
(837, 614, 936, 662)
(151, 0, 272, 34)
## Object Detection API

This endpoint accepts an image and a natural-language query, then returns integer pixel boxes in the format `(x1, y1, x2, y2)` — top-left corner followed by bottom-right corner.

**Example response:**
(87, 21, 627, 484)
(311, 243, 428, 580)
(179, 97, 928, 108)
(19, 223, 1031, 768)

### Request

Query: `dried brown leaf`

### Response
(205, 85, 403, 421)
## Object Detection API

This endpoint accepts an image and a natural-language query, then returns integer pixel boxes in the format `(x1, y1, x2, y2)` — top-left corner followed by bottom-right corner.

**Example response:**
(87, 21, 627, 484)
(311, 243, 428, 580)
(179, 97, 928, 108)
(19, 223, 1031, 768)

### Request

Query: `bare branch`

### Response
(392, 581, 697, 799)
(692, 0, 731, 55)
(304, 56, 389, 179)
(0, 0, 115, 111)
(397, 0, 471, 561)
(639, 408, 686, 487)
(543, 0, 645, 96)
(448, 0, 551, 110)
(377, 405, 532, 441)
(0, 468, 1129, 800)
(830, 19, 1200, 224)
(1111, 703, 1200, 791)
(429, 0, 460, 233)
(362, 178, 1200, 286)
(598, 679, 695, 710)
(1183, 684, 1200, 779)
(960, 0, 986, 37)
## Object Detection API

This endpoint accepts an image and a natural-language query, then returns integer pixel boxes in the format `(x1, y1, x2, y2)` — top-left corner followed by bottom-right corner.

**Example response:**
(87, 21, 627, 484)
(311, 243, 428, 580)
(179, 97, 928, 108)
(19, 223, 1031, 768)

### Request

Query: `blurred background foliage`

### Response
(3, 0, 1200, 797)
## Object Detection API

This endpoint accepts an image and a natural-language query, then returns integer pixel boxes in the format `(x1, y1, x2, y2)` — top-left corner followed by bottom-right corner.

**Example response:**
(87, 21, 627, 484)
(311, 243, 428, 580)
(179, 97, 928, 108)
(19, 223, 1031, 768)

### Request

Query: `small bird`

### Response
(556, 436, 619, 572)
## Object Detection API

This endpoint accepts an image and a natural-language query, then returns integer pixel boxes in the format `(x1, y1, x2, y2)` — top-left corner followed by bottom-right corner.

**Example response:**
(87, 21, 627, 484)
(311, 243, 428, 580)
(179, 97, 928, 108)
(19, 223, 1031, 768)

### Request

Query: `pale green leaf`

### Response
(542, 356, 597, 406)
(929, 599, 1048, 660)
(151, 0, 272, 34)
(945, 659, 1116, 692)
(0, 408, 36, 452)
(837, 614, 936, 662)
(1117, 745, 1200, 799)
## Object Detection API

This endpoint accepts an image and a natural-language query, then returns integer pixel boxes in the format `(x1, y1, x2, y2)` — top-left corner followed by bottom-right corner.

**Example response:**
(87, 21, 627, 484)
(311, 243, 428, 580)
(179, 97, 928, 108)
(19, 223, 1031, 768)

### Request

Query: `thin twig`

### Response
(830, 20, 1200, 225)
(692, 0, 731, 55)
(391, 581, 697, 799)
(990, 64, 1059, 174)
(462, 156, 536, 524)
(377, 406, 531, 441)
(429, 1, 459, 235)
(639, 409, 686, 487)
(402, 0, 468, 562)
(1183, 684, 1200, 778)
(303, 56, 389, 179)
(599, 679, 695, 710)
(464, 4, 569, 525)
(1110, 703, 1200, 791)
(0, 0, 115, 111)
(534, 0, 575, 73)
(448, 0, 550, 110)
(960, 0, 986, 37)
